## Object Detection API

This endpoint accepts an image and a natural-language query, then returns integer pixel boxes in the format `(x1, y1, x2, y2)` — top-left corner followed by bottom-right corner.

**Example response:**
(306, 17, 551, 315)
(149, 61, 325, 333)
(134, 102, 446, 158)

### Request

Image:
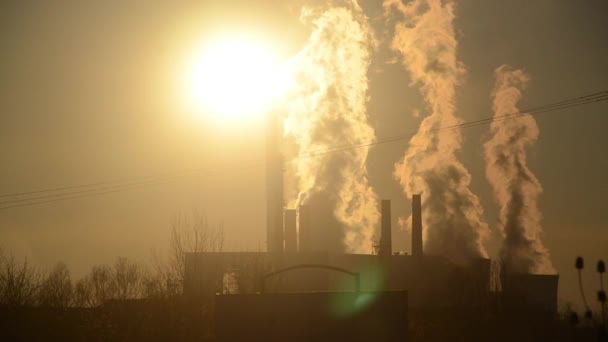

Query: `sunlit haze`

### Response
(0, 1, 607, 340)
(184, 37, 284, 121)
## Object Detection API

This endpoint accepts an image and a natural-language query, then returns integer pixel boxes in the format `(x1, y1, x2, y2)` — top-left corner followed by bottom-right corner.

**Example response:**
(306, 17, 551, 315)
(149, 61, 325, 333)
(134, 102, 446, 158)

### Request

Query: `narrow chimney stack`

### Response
(283, 209, 297, 253)
(266, 111, 284, 253)
(412, 194, 423, 257)
(298, 205, 312, 252)
(379, 200, 392, 257)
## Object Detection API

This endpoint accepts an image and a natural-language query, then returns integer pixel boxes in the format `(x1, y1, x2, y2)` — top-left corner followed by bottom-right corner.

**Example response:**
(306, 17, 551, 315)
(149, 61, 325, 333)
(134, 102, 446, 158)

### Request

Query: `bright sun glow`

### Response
(185, 37, 283, 121)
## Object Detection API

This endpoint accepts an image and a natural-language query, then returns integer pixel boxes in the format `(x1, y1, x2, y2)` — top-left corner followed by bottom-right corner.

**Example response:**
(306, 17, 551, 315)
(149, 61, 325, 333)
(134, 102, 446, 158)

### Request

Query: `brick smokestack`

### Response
(283, 209, 297, 253)
(412, 194, 423, 257)
(379, 200, 392, 256)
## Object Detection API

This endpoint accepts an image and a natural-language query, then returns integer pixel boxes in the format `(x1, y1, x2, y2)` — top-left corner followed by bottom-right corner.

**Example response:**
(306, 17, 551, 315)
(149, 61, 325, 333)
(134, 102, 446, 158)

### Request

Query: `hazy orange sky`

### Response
(1, 0, 607, 310)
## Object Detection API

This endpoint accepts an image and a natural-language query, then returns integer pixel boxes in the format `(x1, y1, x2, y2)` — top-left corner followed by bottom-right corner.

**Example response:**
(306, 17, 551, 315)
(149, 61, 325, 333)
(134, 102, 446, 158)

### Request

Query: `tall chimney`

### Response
(412, 194, 423, 257)
(379, 200, 392, 257)
(266, 111, 284, 253)
(298, 205, 312, 252)
(283, 209, 297, 253)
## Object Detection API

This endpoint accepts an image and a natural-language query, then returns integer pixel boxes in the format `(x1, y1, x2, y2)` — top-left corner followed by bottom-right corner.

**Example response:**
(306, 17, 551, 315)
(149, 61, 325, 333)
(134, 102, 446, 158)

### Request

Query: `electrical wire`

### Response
(1, 90, 606, 211)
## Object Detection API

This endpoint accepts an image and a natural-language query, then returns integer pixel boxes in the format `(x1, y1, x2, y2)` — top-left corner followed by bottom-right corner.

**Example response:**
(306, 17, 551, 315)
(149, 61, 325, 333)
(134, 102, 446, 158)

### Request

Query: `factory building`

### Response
(183, 195, 557, 312)
(184, 190, 558, 312)
(183, 114, 558, 314)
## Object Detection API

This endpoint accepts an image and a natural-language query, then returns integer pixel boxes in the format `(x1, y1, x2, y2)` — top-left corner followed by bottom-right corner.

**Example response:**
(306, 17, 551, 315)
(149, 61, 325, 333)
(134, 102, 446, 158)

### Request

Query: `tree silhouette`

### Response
(38, 262, 73, 308)
(111, 257, 143, 300)
(163, 214, 224, 295)
(0, 253, 40, 307)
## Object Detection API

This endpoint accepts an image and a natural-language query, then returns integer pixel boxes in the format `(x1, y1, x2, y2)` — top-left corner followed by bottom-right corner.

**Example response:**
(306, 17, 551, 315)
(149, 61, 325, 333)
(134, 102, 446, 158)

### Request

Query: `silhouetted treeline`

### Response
(0, 215, 223, 308)
(0, 219, 606, 341)
(0, 249, 214, 340)
(0, 215, 221, 340)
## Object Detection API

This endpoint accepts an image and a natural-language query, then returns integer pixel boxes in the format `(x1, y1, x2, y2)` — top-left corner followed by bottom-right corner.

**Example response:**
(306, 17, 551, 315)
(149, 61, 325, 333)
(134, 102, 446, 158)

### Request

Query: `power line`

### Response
(0, 160, 265, 210)
(0, 179, 176, 211)
(0, 160, 264, 202)
(0, 181, 114, 198)
(1, 175, 187, 205)
(2, 91, 605, 209)
(0, 167, 213, 199)
(296, 90, 608, 159)
(1, 90, 606, 211)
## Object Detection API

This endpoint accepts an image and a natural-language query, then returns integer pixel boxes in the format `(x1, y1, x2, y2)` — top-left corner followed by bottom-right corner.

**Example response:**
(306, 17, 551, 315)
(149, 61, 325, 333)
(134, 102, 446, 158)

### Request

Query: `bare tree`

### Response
(67, 214, 226, 305)
(111, 257, 143, 300)
(164, 214, 224, 294)
(73, 264, 114, 307)
(141, 269, 168, 299)
(37, 262, 73, 308)
(73, 277, 94, 307)
(138, 251, 169, 299)
(141, 250, 181, 299)
(0, 255, 41, 307)
(73, 258, 145, 306)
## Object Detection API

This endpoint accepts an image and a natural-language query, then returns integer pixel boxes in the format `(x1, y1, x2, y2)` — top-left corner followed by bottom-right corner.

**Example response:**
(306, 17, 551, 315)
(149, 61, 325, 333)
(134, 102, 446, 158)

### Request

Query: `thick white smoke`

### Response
(284, 0, 379, 253)
(384, 0, 489, 262)
(484, 65, 555, 274)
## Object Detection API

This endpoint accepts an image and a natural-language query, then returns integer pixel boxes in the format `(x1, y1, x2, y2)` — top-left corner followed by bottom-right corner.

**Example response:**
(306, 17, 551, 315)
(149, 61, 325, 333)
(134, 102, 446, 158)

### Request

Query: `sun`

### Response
(184, 37, 282, 121)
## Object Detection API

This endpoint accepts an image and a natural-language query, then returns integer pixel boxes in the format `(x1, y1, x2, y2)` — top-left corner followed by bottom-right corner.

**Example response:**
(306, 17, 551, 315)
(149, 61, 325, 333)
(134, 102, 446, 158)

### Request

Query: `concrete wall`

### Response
(215, 291, 408, 342)
(501, 274, 559, 313)
(184, 252, 492, 309)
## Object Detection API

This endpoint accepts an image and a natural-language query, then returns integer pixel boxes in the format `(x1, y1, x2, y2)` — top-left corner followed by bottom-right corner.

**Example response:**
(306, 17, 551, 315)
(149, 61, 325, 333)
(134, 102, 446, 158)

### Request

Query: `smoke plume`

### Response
(484, 65, 555, 274)
(284, 1, 379, 253)
(384, 0, 489, 262)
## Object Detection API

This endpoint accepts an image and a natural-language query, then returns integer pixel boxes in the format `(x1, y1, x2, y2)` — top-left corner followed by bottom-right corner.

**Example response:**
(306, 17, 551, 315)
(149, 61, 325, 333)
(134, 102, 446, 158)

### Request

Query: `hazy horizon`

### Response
(1, 0, 607, 313)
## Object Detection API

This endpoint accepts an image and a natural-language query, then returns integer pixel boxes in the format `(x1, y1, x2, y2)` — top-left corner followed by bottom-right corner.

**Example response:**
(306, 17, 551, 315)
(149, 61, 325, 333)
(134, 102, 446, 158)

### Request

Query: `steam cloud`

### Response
(284, 1, 379, 253)
(384, 0, 489, 262)
(484, 65, 555, 274)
